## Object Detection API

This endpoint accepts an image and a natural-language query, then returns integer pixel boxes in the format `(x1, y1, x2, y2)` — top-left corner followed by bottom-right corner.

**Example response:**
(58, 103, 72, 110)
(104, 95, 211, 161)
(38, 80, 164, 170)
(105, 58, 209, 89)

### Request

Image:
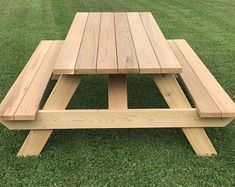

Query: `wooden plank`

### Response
(53, 13, 88, 74)
(0, 41, 52, 120)
(140, 12, 182, 73)
(75, 13, 101, 74)
(174, 39, 235, 117)
(2, 109, 232, 130)
(153, 74, 191, 108)
(168, 40, 222, 117)
(43, 75, 81, 110)
(17, 130, 52, 157)
(127, 12, 161, 73)
(108, 75, 128, 109)
(153, 74, 217, 156)
(96, 13, 117, 74)
(17, 75, 82, 156)
(14, 41, 64, 120)
(114, 13, 139, 73)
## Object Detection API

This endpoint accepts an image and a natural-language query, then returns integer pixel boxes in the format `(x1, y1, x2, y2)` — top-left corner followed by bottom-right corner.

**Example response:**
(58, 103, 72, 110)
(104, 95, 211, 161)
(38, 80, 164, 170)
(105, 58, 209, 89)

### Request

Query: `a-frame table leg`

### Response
(153, 74, 217, 156)
(17, 75, 81, 156)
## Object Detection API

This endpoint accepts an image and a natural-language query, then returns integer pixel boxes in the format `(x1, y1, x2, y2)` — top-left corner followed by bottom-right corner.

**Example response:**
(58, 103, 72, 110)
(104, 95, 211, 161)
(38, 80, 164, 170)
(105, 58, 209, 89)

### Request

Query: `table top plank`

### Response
(127, 12, 161, 73)
(140, 12, 182, 73)
(114, 13, 139, 73)
(54, 13, 88, 74)
(75, 13, 101, 74)
(96, 13, 118, 74)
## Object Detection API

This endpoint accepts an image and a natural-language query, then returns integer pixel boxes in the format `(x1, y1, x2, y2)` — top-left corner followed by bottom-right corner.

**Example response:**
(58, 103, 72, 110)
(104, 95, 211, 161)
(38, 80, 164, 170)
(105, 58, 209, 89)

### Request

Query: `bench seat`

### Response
(168, 39, 235, 118)
(0, 40, 63, 120)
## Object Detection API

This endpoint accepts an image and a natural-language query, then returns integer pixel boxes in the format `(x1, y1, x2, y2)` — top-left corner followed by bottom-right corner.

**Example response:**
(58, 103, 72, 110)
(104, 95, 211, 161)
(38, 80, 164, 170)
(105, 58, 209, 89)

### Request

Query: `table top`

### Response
(53, 12, 182, 75)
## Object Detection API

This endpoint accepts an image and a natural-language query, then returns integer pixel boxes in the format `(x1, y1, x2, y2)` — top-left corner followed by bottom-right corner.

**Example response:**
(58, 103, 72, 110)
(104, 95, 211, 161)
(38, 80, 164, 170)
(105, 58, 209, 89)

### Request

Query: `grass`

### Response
(0, 0, 235, 186)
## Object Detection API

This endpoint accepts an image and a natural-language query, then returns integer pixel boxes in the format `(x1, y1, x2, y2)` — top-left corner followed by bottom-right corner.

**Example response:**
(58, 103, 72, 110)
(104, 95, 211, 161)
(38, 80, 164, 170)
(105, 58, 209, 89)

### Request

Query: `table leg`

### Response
(108, 74, 128, 109)
(153, 74, 217, 156)
(17, 75, 81, 156)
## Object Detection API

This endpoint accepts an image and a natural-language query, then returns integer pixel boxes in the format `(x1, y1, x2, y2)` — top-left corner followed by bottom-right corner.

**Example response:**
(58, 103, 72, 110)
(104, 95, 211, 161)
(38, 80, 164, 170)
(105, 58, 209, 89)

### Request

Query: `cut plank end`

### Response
(222, 110, 235, 118)
(14, 115, 36, 121)
(161, 68, 183, 74)
(139, 68, 162, 74)
(0, 115, 14, 121)
(53, 69, 74, 75)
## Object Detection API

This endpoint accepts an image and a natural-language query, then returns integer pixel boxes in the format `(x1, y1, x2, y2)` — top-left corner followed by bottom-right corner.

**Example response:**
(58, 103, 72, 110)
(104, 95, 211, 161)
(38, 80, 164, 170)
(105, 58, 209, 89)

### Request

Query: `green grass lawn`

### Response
(0, 0, 235, 186)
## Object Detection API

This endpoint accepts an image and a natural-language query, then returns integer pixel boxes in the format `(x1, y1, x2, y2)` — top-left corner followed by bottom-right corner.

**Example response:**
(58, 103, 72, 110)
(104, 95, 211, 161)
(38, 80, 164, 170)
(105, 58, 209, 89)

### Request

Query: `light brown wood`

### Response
(127, 12, 161, 73)
(97, 13, 117, 74)
(114, 13, 139, 73)
(173, 39, 235, 118)
(168, 40, 221, 117)
(140, 12, 182, 73)
(108, 75, 128, 109)
(14, 41, 63, 120)
(3, 109, 232, 130)
(53, 13, 88, 74)
(17, 130, 53, 157)
(43, 75, 81, 110)
(52, 12, 182, 74)
(17, 75, 82, 156)
(0, 41, 52, 120)
(75, 13, 101, 74)
(153, 74, 217, 156)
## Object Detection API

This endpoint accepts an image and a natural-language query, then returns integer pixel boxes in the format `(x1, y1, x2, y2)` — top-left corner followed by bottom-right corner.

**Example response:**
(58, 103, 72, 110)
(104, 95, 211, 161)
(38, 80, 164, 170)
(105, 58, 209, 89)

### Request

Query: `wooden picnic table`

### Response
(0, 12, 234, 157)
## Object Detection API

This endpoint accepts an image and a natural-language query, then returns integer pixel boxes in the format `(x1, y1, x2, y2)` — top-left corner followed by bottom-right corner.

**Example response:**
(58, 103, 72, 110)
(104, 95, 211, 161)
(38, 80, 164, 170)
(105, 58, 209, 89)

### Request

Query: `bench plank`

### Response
(114, 13, 139, 73)
(169, 40, 235, 117)
(140, 12, 182, 73)
(75, 13, 101, 74)
(54, 13, 88, 74)
(168, 40, 221, 117)
(127, 12, 161, 73)
(97, 13, 117, 74)
(14, 41, 63, 120)
(0, 41, 53, 120)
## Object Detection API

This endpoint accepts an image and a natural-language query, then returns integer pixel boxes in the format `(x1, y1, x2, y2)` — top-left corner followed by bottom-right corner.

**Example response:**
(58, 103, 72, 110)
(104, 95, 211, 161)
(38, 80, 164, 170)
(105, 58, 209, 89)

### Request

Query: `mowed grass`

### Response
(0, 0, 235, 186)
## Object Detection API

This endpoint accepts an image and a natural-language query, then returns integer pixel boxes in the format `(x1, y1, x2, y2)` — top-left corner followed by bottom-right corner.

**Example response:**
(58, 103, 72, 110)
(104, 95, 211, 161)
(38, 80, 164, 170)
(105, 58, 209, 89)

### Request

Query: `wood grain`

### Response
(17, 75, 82, 156)
(127, 12, 161, 73)
(97, 13, 117, 74)
(168, 40, 221, 117)
(75, 13, 101, 74)
(53, 13, 88, 74)
(140, 12, 182, 73)
(0, 41, 52, 120)
(174, 39, 235, 117)
(14, 41, 63, 120)
(52, 12, 183, 74)
(114, 13, 139, 73)
(153, 74, 217, 156)
(108, 75, 128, 109)
(3, 109, 232, 130)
